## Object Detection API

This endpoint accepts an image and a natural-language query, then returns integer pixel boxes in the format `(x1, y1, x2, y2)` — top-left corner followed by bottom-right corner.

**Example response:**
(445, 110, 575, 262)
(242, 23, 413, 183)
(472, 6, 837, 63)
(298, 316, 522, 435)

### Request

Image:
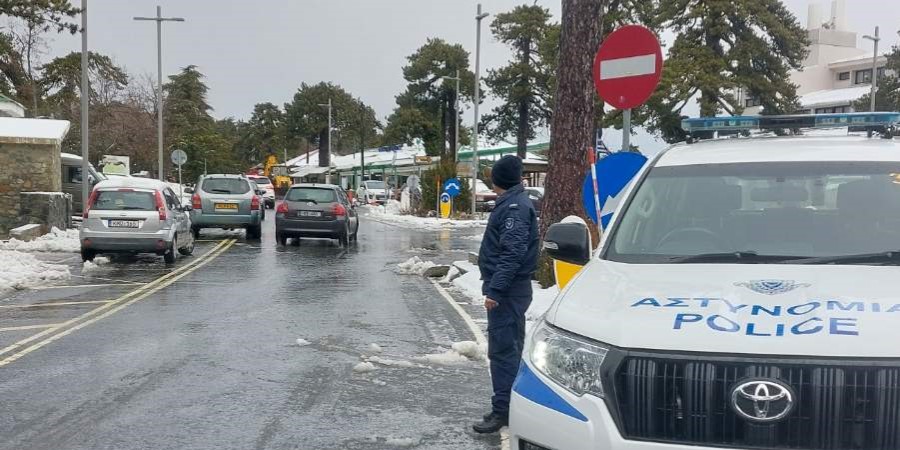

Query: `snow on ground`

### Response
(367, 343, 383, 353)
(416, 340, 487, 365)
(81, 256, 111, 273)
(352, 361, 376, 373)
(197, 228, 245, 238)
(362, 203, 487, 231)
(450, 260, 559, 331)
(0, 227, 79, 252)
(0, 250, 71, 294)
(396, 256, 436, 275)
(295, 338, 311, 347)
(440, 266, 460, 283)
(368, 356, 418, 368)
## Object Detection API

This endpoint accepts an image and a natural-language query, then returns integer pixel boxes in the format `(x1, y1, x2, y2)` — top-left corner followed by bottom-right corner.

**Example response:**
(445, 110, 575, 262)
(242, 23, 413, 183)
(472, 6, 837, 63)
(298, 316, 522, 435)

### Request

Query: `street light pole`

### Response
(80, 0, 89, 212)
(442, 70, 461, 164)
(134, 6, 184, 181)
(472, 4, 489, 216)
(862, 26, 880, 112)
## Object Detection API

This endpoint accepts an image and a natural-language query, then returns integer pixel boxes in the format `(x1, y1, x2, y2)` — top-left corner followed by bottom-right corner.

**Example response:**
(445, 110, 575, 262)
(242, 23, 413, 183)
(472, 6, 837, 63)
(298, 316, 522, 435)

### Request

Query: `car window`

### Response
(93, 190, 157, 211)
(64, 166, 82, 184)
(606, 161, 900, 263)
(163, 189, 180, 209)
(201, 178, 251, 195)
(285, 187, 337, 203)
(250, 177, 272, 186)
(365, 181, 386, 190)
(337, 189, 350, 205)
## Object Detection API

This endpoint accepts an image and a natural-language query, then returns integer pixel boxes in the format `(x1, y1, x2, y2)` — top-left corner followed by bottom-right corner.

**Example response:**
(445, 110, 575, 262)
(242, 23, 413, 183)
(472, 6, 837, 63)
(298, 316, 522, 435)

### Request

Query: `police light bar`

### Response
(681, 112, 900, 140)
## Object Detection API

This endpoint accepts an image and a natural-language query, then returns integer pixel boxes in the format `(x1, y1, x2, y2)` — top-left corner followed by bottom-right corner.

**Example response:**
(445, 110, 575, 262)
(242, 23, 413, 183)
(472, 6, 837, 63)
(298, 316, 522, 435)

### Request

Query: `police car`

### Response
(510, 112, 900, 450)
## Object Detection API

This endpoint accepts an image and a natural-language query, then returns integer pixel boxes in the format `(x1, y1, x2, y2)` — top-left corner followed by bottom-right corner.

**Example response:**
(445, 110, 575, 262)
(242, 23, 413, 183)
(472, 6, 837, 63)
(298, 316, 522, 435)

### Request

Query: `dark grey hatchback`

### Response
(275, 184, 359, 246)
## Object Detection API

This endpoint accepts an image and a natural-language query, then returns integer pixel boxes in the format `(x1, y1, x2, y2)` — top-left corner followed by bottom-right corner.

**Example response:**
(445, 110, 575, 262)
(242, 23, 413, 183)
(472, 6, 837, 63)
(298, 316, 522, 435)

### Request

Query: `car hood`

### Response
(548, 260, 900, 358)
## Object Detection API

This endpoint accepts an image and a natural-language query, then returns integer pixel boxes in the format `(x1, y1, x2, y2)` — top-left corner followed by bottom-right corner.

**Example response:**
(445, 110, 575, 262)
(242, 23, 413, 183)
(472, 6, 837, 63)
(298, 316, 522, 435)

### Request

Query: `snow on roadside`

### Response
(352, 361, 376, 373)
(81, 256, 111, 273)
(416, 340, 486, 365)
(361, 204, 487, 231)
(296, 338, 311, 347)
(0, 227, 79, 253)
(0, 250, 71, 294)
(396, 256, 436, 275)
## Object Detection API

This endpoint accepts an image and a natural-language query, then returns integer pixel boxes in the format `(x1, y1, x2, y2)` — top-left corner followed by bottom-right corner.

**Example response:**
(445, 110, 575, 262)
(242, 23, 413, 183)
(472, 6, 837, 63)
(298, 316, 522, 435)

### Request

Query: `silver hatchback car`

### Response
(188, 174, 264, 239)
(80, 177, 194, 263)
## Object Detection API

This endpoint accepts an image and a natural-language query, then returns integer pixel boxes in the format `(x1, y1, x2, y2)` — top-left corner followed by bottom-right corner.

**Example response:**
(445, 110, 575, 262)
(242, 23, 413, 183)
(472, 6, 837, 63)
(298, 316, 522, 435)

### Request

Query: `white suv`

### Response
(511, 114, 900, 450)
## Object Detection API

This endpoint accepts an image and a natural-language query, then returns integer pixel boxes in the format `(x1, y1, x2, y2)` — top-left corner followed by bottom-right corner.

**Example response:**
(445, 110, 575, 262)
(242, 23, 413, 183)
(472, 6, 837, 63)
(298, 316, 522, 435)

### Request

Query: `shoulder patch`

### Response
(509, 203, 519, 209)
(505, 217, 515, 229)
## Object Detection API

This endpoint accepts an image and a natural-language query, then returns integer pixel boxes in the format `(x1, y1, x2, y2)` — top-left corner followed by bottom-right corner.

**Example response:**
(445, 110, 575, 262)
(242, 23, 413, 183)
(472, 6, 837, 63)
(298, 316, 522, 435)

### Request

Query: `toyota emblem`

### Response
(730, 379, 795, 423)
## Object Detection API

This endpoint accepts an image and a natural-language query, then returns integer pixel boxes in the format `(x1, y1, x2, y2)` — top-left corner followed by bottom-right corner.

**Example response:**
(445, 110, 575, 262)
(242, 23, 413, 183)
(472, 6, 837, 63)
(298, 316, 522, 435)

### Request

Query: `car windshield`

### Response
(201, 178, 250, 195)
(286, 187, 336, 203)
(93, 190, 156, 211)
(606, 161, 900, 264)
(365, 181, 386, 190)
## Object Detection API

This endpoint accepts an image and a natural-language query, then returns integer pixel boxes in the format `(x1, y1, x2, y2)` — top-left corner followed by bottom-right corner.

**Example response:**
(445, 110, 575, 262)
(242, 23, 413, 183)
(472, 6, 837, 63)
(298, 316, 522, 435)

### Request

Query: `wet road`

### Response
(0, 214, 498, 450)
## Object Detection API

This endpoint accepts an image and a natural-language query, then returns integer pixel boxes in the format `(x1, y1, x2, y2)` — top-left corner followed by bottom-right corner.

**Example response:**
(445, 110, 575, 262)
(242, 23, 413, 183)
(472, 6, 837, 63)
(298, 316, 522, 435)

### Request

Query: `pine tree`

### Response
(853, 44, 900, 113)
(243, 102, 286, 163)
(481, 5, 556, 159)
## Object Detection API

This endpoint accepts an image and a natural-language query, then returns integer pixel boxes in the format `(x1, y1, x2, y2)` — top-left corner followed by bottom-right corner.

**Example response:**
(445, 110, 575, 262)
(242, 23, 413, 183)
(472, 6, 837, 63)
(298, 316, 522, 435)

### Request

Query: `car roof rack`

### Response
(681, 112, 900, 143)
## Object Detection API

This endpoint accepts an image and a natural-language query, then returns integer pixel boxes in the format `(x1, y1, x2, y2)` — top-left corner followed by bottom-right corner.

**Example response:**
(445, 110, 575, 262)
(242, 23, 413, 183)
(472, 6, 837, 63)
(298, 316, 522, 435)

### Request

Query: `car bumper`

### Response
(276, 215, 345, 236)
(79, 229, 173, 253)
(510, 361, 716, 450)
(191, 212, 261, 227)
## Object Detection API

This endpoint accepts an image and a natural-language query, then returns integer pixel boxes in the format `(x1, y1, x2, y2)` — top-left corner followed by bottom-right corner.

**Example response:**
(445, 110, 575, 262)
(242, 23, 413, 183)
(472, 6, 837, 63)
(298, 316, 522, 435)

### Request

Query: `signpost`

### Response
(439, 192, 451, 219)
(170, 148, 188, 199)
(592, 25, 663, 151)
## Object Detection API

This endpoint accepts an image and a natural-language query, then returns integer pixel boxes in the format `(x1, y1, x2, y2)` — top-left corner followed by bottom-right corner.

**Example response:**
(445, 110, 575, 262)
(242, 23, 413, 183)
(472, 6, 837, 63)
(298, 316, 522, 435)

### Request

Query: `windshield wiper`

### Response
(667, 251, 796, 264)
(779, 251, 900, 265)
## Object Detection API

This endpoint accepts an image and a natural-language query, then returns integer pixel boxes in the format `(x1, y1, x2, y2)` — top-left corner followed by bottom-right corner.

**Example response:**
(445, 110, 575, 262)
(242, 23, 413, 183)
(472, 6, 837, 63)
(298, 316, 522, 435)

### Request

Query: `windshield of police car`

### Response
(606, 162, 900, 263)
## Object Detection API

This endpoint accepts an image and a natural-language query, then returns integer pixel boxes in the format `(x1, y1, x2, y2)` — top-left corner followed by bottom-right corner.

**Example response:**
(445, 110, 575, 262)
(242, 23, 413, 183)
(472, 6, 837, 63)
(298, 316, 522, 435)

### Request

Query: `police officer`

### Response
(473, 155, 539, 434)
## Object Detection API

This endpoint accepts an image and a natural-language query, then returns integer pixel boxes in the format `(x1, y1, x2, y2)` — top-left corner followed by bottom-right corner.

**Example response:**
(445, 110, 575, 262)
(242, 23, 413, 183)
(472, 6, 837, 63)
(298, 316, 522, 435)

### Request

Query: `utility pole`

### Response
(80, 0, 89, 212)
(442, 70, 461, 163)
(862, 26, 880, 112)
(472, 4, 489, 216)
(134, 6, 184, 181)
(318, 98, 333, 183)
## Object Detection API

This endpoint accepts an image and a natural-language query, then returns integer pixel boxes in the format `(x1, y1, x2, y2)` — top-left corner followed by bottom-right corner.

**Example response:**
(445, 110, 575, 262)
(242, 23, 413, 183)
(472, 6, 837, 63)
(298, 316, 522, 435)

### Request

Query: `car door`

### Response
(164, 188, 188, 235)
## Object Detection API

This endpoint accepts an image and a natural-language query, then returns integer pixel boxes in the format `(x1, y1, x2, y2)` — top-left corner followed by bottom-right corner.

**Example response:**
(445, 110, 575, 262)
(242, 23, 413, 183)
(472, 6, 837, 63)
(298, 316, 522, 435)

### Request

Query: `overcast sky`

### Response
(45, 1, 900, 152)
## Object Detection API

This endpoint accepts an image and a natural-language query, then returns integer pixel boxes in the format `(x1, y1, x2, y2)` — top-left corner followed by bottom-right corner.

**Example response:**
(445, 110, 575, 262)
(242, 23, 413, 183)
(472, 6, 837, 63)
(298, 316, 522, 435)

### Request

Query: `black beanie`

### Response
(491, 155, 523, 190)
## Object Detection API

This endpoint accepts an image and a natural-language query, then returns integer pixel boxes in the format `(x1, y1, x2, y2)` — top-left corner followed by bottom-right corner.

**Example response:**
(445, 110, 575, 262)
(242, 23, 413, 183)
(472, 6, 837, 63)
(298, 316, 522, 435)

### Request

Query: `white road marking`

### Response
(599, 53, 656, 80)
(0, 300, 112, 309)
(0, 323, 64, 332)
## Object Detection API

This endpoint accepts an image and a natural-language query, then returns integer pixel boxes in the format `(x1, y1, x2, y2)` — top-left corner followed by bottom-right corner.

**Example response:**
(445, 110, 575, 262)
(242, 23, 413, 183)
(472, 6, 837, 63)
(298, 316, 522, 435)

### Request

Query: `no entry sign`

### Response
(592, 25, 663, 110)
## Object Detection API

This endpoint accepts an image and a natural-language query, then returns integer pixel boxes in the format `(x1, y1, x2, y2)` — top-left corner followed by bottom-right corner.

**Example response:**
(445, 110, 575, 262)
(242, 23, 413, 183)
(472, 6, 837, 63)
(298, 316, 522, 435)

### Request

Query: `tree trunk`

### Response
(537, 0, 604, 286)
(318, 128, 330, 167)
(516, 38, 532, 159)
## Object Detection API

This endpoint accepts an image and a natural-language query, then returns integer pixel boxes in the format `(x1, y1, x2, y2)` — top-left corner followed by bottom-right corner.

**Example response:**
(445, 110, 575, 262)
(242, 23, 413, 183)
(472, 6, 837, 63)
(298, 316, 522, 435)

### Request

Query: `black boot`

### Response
(473, 412, 508, 434)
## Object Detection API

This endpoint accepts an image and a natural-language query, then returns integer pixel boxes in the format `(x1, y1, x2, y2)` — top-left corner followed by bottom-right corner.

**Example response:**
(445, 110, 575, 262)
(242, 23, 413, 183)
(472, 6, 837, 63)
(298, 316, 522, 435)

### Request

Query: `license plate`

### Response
(215, 203, 238, 211)
(298, 211, 321, 217)
(108, 219, 140, 228)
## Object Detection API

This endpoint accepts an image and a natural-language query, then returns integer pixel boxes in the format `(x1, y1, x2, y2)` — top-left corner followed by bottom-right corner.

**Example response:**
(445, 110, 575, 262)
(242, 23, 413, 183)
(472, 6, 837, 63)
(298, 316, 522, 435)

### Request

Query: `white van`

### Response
(510, 113, 900, 450)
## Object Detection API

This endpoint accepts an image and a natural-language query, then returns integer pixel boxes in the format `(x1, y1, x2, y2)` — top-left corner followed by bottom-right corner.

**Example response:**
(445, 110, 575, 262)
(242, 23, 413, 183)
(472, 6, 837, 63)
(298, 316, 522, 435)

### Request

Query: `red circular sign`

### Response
(592, 25, 663, 110)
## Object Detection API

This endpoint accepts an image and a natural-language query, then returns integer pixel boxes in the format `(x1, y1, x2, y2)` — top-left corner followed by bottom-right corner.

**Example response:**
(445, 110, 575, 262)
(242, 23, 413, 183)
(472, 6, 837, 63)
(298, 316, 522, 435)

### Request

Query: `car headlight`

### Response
(529, 319, 609, 398)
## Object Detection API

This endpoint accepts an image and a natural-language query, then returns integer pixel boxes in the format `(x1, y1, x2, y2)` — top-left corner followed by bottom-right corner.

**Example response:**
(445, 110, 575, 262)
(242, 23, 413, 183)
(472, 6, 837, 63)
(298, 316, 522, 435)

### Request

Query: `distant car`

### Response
(79, 177, 194, 263)
(247, 175, 276, 208)
(357, 180, 389, 205)
(470, 178, 497, 211)
(61, 152, 106, 214)
(525, 186, 544, 216)
(275, 184, 359, 246)
(188, 174, 264, 239)
(249, 181, 266, 221)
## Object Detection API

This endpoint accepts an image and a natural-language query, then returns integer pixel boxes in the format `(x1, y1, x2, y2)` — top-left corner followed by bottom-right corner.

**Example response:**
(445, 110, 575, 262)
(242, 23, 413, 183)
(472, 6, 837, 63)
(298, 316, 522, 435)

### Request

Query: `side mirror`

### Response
(184, 187, 194, 194)
(543, 222, 591, 266)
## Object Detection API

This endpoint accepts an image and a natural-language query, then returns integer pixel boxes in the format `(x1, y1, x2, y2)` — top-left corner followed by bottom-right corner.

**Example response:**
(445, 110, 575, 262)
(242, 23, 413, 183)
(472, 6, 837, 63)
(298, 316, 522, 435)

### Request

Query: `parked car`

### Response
(357, 180, 389, 205)
(247, 175, 276, 208)
(187, 174, 264, 239)
(524, 186, 544, 216)
(62, 152, 106, 214)
(79, 177, 194, 263)
(275, 184, 359, 246)
(470, 178, 497, 211)
(249, 181, 265, 221)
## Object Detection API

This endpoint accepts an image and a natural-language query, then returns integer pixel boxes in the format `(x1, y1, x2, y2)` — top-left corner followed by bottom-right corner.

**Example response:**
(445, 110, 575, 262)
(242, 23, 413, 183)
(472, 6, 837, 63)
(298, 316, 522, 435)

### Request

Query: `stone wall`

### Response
(0, 142, 61, 236)
(17, 192, 71, 234)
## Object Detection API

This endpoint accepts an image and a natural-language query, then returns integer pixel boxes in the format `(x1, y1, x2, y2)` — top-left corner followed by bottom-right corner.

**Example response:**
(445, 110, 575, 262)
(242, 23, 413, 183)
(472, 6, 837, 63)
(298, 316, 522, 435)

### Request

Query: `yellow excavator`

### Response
(263, 153, 293, 195)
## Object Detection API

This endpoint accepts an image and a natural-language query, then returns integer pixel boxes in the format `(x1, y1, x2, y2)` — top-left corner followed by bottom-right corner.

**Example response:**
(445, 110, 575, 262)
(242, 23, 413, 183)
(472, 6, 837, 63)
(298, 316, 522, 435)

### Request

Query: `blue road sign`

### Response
(440, 192, 451, 203)
(582, 152, 647, 228)
(443, 177, 462, 198)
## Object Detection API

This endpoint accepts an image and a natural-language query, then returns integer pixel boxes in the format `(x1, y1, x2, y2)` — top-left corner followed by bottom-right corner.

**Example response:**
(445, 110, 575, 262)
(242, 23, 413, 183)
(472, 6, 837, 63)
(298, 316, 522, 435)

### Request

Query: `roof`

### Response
(0, 117, 69, 145)
(799, 86, 869, 108)
(828, 54, 888, 68)
(94, 177, 169, 191)
(657, 135, 900, 167)
(290, 166, 331, 178)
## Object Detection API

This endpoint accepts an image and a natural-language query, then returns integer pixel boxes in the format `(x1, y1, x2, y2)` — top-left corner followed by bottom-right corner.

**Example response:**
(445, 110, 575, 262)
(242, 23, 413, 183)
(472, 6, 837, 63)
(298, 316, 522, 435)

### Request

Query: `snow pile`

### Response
(0, 227, 79, 252)
(296, 338, 311, 347)
(440, 266, 460, 283)
(417, 340, 486, 365)
(361, 205, 488, 231)
(367, 343, 383, 353)
(0, 250, 70, 293)
(81, 256, 110, 273)
(396, 256, 436, 275)
(369, 356, 417, 368)
(451, 340, 486, 360)
(385, 437, 419, 447)
(352, 362, 376, 373)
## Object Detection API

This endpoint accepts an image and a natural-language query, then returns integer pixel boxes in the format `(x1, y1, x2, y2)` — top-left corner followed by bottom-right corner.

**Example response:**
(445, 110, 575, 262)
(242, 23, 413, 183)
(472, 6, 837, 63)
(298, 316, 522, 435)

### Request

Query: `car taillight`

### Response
(276, 201, 288, 214)
(83, 189, 99, 218)
(332, 203, 347, 217)
(251, 195, 260, 210)
(155, 191, 167, 220)
(192, 193, 202, 210)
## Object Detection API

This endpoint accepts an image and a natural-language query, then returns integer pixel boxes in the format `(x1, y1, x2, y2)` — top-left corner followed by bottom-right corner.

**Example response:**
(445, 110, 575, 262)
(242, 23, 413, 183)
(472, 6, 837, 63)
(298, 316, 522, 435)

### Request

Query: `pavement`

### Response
(0, 214, 500, 450)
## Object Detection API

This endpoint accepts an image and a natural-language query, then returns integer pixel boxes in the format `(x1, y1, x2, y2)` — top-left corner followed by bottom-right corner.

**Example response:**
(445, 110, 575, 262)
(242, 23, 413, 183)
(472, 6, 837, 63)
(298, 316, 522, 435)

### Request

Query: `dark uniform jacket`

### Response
(478, 184, 539, 300)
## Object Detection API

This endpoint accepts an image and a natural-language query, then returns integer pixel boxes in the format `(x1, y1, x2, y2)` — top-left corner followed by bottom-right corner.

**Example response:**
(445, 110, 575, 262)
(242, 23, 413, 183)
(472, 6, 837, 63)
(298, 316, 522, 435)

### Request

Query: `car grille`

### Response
(611, 353, 900, 450)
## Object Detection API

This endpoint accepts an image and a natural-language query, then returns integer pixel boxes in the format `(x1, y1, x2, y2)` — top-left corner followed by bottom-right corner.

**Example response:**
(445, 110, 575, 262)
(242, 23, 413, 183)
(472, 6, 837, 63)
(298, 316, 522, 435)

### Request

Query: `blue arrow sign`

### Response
(582, 152, 647, 229)
(443, 178, 461, 198)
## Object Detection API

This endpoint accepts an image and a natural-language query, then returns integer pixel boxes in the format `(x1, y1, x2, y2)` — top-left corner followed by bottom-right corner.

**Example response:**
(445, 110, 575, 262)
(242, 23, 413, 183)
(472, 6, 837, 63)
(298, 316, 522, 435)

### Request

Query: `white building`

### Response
(743, 0, 891, 115)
